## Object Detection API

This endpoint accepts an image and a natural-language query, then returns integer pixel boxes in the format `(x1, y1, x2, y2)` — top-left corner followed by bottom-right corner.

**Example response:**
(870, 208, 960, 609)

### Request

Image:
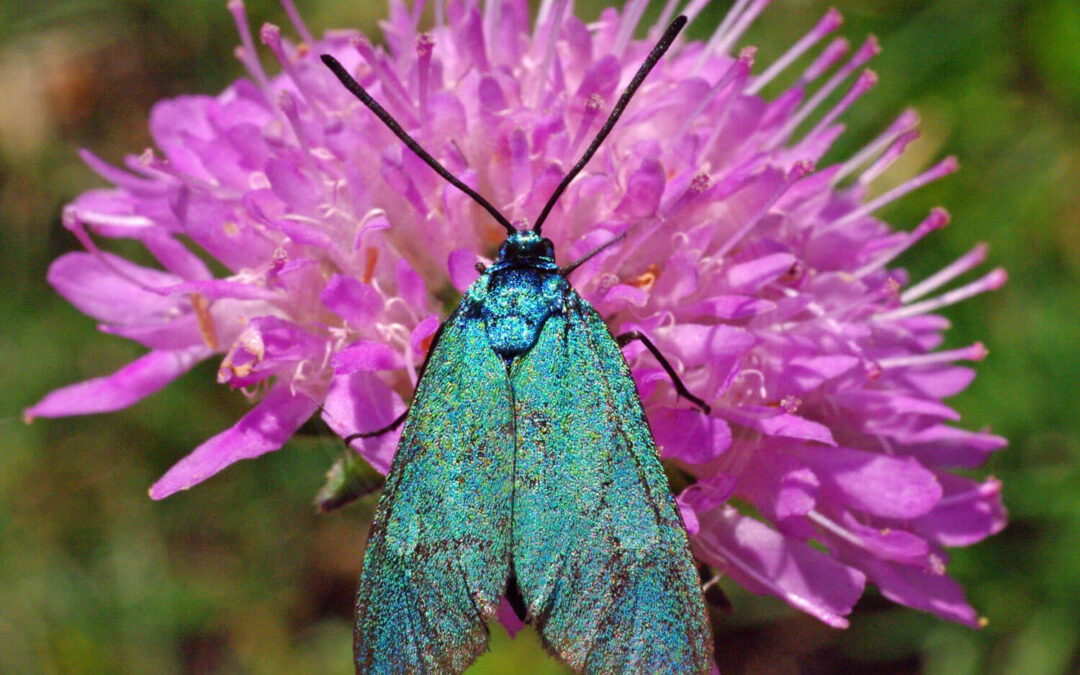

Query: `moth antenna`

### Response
(533, 15, 687, 235)
(320, 54, 516, 236)
(560, 228, 631, 278)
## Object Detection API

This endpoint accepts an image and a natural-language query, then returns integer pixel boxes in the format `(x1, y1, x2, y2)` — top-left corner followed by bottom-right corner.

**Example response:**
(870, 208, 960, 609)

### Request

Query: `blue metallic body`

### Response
(353, 232, 713, 674)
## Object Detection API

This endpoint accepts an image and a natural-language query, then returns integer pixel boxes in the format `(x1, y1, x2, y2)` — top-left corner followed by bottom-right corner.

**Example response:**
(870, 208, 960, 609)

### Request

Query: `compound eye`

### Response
(542, 238, 555, 258)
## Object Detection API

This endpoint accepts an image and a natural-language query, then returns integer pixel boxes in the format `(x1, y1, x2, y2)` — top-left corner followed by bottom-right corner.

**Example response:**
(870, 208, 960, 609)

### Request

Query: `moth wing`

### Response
(510, 300, 713, 674)
(354, 311, 514, 674)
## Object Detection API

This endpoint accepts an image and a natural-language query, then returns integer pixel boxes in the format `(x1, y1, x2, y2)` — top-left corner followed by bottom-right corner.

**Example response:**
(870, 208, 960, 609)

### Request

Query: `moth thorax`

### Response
(481, 268, 565, 359)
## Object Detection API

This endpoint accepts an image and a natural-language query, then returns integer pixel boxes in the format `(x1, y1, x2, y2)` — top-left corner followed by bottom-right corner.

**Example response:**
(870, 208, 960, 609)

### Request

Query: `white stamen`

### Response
(535, 0, 570, 106)
(748, 8, 843, 95)
(613, 0, 650, 57)
(901, 242, 989, 303)
(773, 36, 879, 146)
(227, 1, 271, 92)
(650, 0, 682, 39)
(278, 0, 315, 45)
(801, 69, 877, 144)
(823, 156, 958, 233)
(875, 268, 1006, 322)
(832, 109, 920, 186)
(711, 0, 772, 62)
(854, 208, 950, 278)
(876, 342, 988, 369)
(677, 49, 754, 138)
(715, 160, 814, 258)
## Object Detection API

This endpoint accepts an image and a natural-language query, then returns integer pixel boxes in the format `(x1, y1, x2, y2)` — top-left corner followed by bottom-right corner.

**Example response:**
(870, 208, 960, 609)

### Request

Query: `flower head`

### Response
(27, 0, 1006, 629)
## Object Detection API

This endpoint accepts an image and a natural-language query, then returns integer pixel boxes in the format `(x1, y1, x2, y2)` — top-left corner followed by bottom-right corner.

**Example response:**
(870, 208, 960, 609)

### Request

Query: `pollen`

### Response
(190, 293, 219, 350)
(363, 246, 379, 284)
(627, 264, 662, 291)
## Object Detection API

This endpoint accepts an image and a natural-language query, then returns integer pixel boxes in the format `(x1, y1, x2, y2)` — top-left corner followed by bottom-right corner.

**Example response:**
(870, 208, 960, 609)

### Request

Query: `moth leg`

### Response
(343, 409, 409, 444)
(615, 331, 711, 414)
(341, 321, 449, 445)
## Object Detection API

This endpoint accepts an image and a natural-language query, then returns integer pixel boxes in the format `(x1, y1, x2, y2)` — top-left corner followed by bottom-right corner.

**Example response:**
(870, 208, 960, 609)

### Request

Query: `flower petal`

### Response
(694, 506, 866, 628)
(25, 347, 207, 419)
(149, 382, 319, 499)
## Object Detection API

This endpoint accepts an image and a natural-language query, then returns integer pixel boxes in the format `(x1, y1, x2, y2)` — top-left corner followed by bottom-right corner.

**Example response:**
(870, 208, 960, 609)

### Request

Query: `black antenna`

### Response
(320, 54, 516, 236)
(533, 15, 688, 235)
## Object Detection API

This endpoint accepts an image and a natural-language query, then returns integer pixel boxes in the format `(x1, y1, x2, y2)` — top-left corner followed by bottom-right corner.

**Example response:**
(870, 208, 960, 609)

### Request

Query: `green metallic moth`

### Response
(322, 15, 714, 675)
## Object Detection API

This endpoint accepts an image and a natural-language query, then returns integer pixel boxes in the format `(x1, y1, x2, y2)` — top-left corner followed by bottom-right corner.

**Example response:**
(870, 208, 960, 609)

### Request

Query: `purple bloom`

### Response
(27, 0, 1006, 630)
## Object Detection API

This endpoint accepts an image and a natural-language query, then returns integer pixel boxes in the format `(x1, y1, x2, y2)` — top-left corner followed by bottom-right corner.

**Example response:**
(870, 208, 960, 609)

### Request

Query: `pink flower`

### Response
(26, 0, 1006, 629)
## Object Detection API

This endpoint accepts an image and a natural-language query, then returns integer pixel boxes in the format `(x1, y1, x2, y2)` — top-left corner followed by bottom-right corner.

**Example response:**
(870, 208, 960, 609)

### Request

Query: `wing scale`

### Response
(354, 311, 514, 674)
(510, 291, 713, 674)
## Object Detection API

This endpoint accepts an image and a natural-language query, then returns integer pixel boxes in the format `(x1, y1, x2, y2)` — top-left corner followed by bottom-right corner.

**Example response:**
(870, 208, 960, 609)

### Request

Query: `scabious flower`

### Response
(27, 0, 1006, 630)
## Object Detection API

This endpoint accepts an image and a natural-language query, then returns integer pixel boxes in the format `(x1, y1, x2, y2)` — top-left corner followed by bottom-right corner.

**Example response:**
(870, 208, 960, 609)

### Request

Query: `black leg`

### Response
(343, 409, 409, 445)
(340, 321, 446, 445)
(615, 331, 711, 414)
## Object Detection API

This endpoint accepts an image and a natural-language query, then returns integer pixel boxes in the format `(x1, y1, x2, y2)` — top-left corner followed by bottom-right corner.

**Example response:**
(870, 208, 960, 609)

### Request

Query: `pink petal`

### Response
(912, 475, 1006, 547)
(722, 406, 837, 445)
(149, 382, 319, 498)
(25, 347, 206, 419)
(48, 252, 184, 324)
(410, 315, 440, 355)
(321, 274, 385, 327)
(321, 371, 407, 474)
(448, 248, 480, 292)
(396, 259, 428, 310)
(797, 446, 942, 519)
(495, 597, 526, 639)
(694, 506, 866, 628)
(651, 407, 731, 463)
(857, 555, 981, 627)
(726, 253, 797, 292)
(331, 340, 406, 374)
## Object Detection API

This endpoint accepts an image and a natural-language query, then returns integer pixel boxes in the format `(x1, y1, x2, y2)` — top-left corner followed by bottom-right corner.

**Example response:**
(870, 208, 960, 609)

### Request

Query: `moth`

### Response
(322, 15, 713, 674)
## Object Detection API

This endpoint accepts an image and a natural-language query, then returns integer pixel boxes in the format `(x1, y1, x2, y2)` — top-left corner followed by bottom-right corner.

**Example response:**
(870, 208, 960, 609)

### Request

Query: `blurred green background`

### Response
(2, 0, 1078, 672)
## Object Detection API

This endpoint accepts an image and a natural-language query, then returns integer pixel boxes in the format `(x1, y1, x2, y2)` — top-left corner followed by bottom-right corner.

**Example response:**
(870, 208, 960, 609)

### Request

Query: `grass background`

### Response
(2, 0, 1078, 672)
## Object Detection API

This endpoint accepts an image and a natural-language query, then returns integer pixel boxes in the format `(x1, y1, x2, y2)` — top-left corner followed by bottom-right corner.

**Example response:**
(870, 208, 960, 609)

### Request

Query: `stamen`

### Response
(677, 48, 755, 139)
(190, 293, 219, 350)
(832, 109, 919, 185)
(679, 0, 712, 28)
(801, 69, 877, 144)
(748, 8, 843, 95)
(823, 156, 958, 233)
(901, 242, 989, 303)
(435, 0, 445, 28)
(227, 1, 271, 91)
(567, 93, 604, 158)
(261, 23, 317, 105)
(697, 57, 755, 158)
(710, 0, 772, 62)
(876, 342, 988, 369)
(713, 0, 753, 49)
(857, 129, 919, 186)
(714, 160, 814, 259)
(277, 90, 314, 162)
(774, 36, 879, 145)
(854, 208, 950, 278)
(278, 0, 315, 45)
(799, 37, 849, 85)
(483, 0, 500, 65)
(350, 34, 420, 128)
(535, 0, 570, 106)
(875, 268, 1006, 322)
(808, 510, 867, 550)
(416, 34, 435, 124)
(650, 0, 682, 39)
(613, 0, 651, 57)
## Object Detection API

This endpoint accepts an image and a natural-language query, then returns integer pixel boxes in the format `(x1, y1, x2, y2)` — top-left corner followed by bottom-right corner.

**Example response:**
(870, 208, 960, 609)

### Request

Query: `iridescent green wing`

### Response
(354, 309, 513, 674)
(510, 294, 713, 675)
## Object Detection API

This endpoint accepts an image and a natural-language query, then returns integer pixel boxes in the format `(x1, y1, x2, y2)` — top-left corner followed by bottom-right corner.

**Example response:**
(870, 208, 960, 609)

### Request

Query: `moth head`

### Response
(499, 231, 556, 264)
